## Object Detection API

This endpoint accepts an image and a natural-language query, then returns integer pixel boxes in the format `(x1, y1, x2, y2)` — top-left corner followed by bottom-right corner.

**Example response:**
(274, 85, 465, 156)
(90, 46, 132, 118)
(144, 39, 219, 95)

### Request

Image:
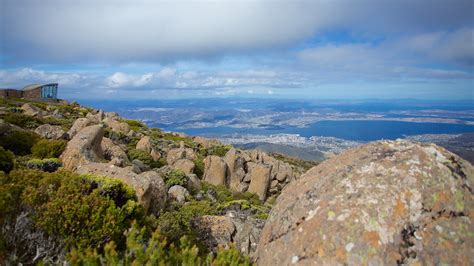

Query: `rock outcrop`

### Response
(76, 163, 167, 214)
(67, 118, 93, 139)
(60, 125, 104, 171)
(257, 140, 474, 265)
(34, 124, 66, 140)
(203, 155, 228, 186)
(104, 118, 130, 135)
(246, 163, 272, 201)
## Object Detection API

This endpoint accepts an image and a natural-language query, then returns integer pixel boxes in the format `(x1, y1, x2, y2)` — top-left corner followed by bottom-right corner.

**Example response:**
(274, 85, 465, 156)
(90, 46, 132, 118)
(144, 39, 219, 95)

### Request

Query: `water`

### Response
(164, 120, 474, 141)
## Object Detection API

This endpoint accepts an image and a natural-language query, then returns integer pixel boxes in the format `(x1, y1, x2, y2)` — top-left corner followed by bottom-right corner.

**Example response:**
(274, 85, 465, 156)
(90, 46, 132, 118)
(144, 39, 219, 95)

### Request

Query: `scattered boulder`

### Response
(168, 185, 190, 204)
(132, 159, 151, 173)
(257, 140, 474, 265)
(192, 215, 236, 251)
(21, 103, 45, 117)
(60, 125, 104, 171)
(136, 136, 153, 153)
(150, 148, 162, 161)
(203, 155, 227, 186)
(101, 137, 130, 166)
(76, 163, 167, 214)
(193, 136, 222, 148)
(167, 145, 197, 165)
(246, 163, 272, 201)
(67, 118, 93, 139)
(34, 124, 66, 140)
(104, 118, 130, 135)
(187, 173, 202, 191)
(86, 110, 104, 123)
(172, 159, 195, 175)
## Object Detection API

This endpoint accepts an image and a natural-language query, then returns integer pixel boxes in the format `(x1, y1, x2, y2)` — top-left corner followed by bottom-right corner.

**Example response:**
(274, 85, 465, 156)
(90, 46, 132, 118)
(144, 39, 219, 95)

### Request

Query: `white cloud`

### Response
(1, 0, 472, 63)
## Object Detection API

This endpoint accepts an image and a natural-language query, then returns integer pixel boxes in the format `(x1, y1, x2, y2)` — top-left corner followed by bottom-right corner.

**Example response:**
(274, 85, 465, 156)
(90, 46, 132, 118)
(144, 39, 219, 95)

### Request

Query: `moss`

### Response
(0, 130, 40, 155)
(0, 146, 15, 173)
(31, 139, 67, 159)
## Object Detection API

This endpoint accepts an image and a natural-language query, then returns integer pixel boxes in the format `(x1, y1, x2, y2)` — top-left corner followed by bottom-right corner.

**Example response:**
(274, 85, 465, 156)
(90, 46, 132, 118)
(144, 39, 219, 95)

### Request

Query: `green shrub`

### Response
(0, 130, 40, 155)
(31, 139, 67, 159)
(122, 119, 146, 132)
(0, 147, 14, 173)
(2, 113, 41, 129)
(163, 169, 187, 187)
(127, 149, 160, 169)
(1, 170, 143, 253)
(193, 157, 205, 178)
(157, 200, 215, 243)
(26, 158, 62, 172)
(198, 145, 232, 158)
(68, 222, 253, 265)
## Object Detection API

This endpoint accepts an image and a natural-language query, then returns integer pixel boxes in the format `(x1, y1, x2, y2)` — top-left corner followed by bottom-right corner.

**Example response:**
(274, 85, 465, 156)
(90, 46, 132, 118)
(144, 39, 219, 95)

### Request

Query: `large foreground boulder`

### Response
(257, 140, 473, 265)
(76, 163, 167, 214)
(67, 118, 93, 139)
(60, 125, 104, 171)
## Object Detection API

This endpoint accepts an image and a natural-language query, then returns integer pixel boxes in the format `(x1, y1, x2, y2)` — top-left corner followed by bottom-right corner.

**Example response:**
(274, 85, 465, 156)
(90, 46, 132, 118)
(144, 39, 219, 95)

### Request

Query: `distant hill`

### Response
(235, 142, 326, 162)
(438, 132, 474, 164)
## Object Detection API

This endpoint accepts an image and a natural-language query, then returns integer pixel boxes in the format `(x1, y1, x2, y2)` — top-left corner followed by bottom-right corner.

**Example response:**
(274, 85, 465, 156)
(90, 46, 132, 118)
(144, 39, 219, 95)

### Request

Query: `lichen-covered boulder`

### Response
(168, 185, 190, 204)
(35, 124, 66, 140)
(257, 140, 474, 265)
(203, 155, 227, 186)
(172, 159, 195, 175)
(193, 136, 222, 148)
(191, 215, 236, 251)
(104, 118, 130, 135)
(166, 145, 196, 165)
(101, 137, 130, 166)
(60, 125, 104, 171)
(136, 136, 153, 153)
(67, 118, 93, 139)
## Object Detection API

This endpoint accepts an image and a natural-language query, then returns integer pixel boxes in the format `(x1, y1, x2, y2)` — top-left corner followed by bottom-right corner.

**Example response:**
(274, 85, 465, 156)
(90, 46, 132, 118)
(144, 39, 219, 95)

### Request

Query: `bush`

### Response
(163, 169, 187, 187)
(198, 145, 232, 157)
(0, 147, 14, 174)
(157, 200, 215, 243)
(127, 149, 160, 169)
(122, 119, 146, 132)
(31, 139, 67, 159)
(0, 130, 40, 155)
(1, 170, 143, 254)
(2, 113, 41, 129)
(68, 222, 253, 265)
(193, 157, 205, 179)
(26, 158, 62, 172)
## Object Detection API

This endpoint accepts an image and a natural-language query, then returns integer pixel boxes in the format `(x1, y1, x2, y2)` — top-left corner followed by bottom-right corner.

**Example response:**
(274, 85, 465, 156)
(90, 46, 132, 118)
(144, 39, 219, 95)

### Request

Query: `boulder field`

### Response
(257, 140, 473, 265)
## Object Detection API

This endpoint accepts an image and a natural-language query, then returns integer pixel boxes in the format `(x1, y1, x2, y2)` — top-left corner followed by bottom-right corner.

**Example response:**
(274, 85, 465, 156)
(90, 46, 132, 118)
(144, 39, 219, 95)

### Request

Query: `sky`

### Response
(0, 0, 473, 100)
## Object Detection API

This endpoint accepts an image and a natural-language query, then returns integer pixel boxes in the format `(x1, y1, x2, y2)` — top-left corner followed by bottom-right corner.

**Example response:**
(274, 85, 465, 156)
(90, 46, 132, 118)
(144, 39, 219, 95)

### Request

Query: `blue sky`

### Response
(0, 0, 473, 100)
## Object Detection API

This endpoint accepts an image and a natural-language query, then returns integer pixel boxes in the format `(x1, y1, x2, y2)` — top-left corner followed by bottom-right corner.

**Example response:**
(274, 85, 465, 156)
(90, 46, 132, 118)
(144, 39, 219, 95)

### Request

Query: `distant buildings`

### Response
(0, 83, 58, 101)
